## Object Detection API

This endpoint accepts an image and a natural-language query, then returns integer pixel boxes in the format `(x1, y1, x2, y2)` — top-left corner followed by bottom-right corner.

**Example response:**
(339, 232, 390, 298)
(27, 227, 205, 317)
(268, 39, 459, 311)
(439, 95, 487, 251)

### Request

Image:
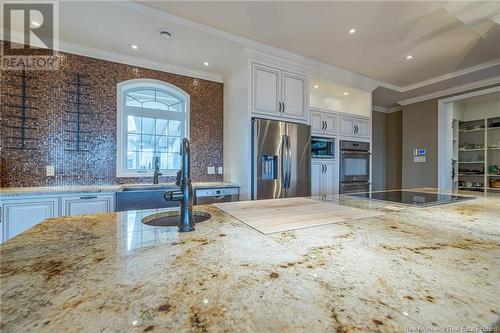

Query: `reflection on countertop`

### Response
(1, 192, 499, 332)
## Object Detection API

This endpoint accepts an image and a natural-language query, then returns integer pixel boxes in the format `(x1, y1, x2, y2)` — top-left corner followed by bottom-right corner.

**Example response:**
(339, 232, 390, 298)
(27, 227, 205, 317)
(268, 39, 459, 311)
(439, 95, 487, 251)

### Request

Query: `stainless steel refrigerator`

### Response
(252, 118, 311, 200)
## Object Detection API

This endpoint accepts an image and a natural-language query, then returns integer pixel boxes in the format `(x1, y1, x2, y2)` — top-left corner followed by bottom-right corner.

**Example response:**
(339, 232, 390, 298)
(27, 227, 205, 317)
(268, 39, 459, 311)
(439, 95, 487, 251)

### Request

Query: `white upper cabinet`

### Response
(311, 109, 337, 137)
(340, 115, 370, 138)
(340, 117, 355, 136)
(354, 118, 370, 137)
(324, 113, 337, 136)
(281, 71, 307, 121)
(252, 64, 281, 116)
(252, 62, 307, 122)
(311, 111, 324, 134)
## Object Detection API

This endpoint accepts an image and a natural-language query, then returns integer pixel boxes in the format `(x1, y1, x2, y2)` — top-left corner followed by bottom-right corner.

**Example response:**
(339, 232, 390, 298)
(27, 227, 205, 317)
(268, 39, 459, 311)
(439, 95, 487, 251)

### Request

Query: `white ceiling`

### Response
(141, 1, 500, 88)
(56, 1, 244, 82)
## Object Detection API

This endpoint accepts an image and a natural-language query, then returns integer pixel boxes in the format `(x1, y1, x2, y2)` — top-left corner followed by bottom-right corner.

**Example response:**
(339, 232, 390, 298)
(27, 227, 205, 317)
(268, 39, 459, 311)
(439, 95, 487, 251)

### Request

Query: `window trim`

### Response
(116, 79, 190, 178)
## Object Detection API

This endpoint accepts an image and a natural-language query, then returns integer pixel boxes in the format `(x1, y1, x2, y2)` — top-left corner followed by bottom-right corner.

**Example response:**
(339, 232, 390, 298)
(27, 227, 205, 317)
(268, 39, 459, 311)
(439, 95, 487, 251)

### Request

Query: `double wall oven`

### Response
(339, 140, 370, 193)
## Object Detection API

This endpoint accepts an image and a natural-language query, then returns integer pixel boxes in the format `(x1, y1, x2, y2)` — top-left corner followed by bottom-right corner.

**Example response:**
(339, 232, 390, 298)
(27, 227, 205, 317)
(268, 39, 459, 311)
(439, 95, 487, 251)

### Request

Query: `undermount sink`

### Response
(122, 184, 178, 192)
(141, 211, 212, 227)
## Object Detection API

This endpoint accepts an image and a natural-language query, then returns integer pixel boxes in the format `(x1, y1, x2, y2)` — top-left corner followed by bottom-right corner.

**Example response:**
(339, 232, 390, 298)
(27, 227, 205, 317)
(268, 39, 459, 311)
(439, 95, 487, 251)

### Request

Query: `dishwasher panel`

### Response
(194, 187, 239, 205)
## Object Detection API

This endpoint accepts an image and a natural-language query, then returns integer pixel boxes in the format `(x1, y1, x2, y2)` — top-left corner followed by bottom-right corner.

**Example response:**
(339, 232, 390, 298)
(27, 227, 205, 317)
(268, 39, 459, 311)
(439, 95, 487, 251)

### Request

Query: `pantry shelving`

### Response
(454, 116, 500, 193)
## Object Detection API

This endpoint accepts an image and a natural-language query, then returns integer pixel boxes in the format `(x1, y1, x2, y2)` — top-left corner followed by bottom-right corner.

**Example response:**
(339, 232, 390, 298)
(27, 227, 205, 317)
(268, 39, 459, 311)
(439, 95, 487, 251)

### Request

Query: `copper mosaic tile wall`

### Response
(0, 42, 223, 187)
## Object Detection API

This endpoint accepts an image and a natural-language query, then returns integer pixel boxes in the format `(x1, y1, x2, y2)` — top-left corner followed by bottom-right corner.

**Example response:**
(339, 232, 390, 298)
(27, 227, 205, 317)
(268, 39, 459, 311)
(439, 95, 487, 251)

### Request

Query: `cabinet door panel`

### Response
(354, 119, 370, 137)
(282, 72, 307, 121)
(4, 198, 58, 240)
(62, 194, 114, 216)
(252, 64, 280, 116)
(340, 117, 355, 136)
(324, 114, 337, 136)
(310, 111, 324, 135)
(311, 161, 322, 196)
(323, 161, 336, 195)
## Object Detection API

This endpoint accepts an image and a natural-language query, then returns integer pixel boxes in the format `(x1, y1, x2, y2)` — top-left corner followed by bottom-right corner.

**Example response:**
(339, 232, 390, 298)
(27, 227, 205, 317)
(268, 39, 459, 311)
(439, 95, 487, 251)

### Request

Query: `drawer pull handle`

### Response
(80, 196, 98, 200)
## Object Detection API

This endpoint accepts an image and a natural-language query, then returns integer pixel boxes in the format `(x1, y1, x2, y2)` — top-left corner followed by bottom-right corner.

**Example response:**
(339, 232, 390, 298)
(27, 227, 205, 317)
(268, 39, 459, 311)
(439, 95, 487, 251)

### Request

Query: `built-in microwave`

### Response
(311, 137, 335, 159)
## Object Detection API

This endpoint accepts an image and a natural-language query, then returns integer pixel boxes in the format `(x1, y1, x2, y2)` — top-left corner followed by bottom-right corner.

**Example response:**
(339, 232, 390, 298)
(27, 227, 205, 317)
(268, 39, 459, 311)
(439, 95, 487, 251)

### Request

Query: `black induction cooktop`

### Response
(348, 190, 475, 207)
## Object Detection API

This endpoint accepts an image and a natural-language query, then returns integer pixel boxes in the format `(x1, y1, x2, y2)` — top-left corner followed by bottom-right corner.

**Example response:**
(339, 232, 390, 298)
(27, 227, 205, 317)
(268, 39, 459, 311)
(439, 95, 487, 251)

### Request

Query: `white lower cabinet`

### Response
(1, 192, 116, 243)
(61, 194, 115, 216)
(311, 160, 337, 196)
(1, 197, 59, 241)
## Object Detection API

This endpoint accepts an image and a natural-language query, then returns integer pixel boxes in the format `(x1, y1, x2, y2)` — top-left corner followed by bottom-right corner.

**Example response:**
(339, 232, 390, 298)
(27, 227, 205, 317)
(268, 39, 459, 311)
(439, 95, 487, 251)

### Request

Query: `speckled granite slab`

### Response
(1, 193, 499, 332)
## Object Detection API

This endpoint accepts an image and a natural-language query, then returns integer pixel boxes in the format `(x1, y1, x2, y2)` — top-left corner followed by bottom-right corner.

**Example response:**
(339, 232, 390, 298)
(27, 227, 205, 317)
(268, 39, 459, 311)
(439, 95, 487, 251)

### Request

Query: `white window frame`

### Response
(116, 79, 190, 177)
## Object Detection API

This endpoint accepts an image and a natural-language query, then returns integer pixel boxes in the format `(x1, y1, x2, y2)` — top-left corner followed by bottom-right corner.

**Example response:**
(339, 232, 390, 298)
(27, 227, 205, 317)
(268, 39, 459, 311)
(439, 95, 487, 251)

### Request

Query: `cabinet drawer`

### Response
(61, 194, 115, 216)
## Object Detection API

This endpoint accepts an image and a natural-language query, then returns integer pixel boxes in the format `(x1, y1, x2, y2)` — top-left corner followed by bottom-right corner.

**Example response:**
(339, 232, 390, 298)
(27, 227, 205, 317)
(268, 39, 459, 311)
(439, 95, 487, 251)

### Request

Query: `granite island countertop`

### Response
(1, 192, 499, 332)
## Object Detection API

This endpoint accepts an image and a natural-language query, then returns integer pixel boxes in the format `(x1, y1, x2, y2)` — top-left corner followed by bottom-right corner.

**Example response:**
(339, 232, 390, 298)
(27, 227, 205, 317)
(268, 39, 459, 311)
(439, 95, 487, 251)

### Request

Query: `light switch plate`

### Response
(217, 166, 223, 174)
(46, 165, 55, 176)
(207, 166, 215, 175)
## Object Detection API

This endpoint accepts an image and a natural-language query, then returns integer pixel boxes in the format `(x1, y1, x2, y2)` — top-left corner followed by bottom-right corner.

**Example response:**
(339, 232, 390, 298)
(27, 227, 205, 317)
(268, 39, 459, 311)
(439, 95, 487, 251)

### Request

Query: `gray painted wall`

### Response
(386, 111, 402, 189)
(372, 111, 387, 190)
(401, 100, 438, 188)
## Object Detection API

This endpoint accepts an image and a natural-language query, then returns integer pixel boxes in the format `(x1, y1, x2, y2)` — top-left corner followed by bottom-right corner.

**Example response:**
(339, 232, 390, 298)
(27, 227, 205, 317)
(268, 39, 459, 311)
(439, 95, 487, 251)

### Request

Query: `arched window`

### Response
(116, 79, 189, 177)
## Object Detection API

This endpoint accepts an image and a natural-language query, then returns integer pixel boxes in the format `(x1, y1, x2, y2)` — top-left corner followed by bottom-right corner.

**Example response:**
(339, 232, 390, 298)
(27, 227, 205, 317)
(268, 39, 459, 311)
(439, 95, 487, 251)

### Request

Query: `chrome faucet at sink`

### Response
(164, 138, 195, 232)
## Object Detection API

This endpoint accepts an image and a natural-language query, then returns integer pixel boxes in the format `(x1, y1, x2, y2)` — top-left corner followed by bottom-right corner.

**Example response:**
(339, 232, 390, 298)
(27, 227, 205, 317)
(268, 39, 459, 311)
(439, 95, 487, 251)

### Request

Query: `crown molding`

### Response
(373, 105, 402, 113)
(399, 58, 500, 92)
(2, 29, 224, 83)
(398, 76, 500, 105)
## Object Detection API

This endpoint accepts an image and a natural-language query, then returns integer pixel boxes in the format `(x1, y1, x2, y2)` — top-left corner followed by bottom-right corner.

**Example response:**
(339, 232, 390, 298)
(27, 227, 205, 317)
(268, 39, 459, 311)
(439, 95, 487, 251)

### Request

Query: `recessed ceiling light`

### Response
(131, 44, 138, 50)
(405, 55, 413, 60)
(313, 85, 319, 89)
(159, 30, 172, 39)
(348, 28, 356, 34)
(343, 92, 349, 96)
(31, 21, 40, 27)
(203, 61, 209, 66)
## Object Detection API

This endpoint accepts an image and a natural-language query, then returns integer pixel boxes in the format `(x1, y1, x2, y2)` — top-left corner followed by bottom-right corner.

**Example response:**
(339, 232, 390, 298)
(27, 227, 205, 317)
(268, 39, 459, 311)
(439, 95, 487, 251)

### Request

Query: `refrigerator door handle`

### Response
(281, 135, 287, 188)
(285, 135, 292, 188)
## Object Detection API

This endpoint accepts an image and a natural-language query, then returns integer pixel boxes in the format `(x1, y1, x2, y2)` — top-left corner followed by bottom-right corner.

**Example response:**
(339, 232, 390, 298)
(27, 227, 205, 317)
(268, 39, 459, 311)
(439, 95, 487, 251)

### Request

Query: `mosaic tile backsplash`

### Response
(0, 42, 223, 187)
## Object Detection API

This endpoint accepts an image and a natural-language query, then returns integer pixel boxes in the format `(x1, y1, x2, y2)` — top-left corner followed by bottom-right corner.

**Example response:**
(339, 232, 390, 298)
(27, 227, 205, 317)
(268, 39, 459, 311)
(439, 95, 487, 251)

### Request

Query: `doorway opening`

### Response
(438, 86, 500, 194)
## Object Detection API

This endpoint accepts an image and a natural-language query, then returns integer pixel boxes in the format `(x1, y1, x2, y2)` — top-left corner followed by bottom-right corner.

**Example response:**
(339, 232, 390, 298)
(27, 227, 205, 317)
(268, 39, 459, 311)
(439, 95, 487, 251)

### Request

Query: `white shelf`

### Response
(487, 127, 500, 130)
(459, 128, 485, 133)
(487, 147, 500, 150)
(458, 161, 484, 164)
(458, 174, 484, 176)
(488, 174, 500, 177)
(459, 148, 484, 152)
